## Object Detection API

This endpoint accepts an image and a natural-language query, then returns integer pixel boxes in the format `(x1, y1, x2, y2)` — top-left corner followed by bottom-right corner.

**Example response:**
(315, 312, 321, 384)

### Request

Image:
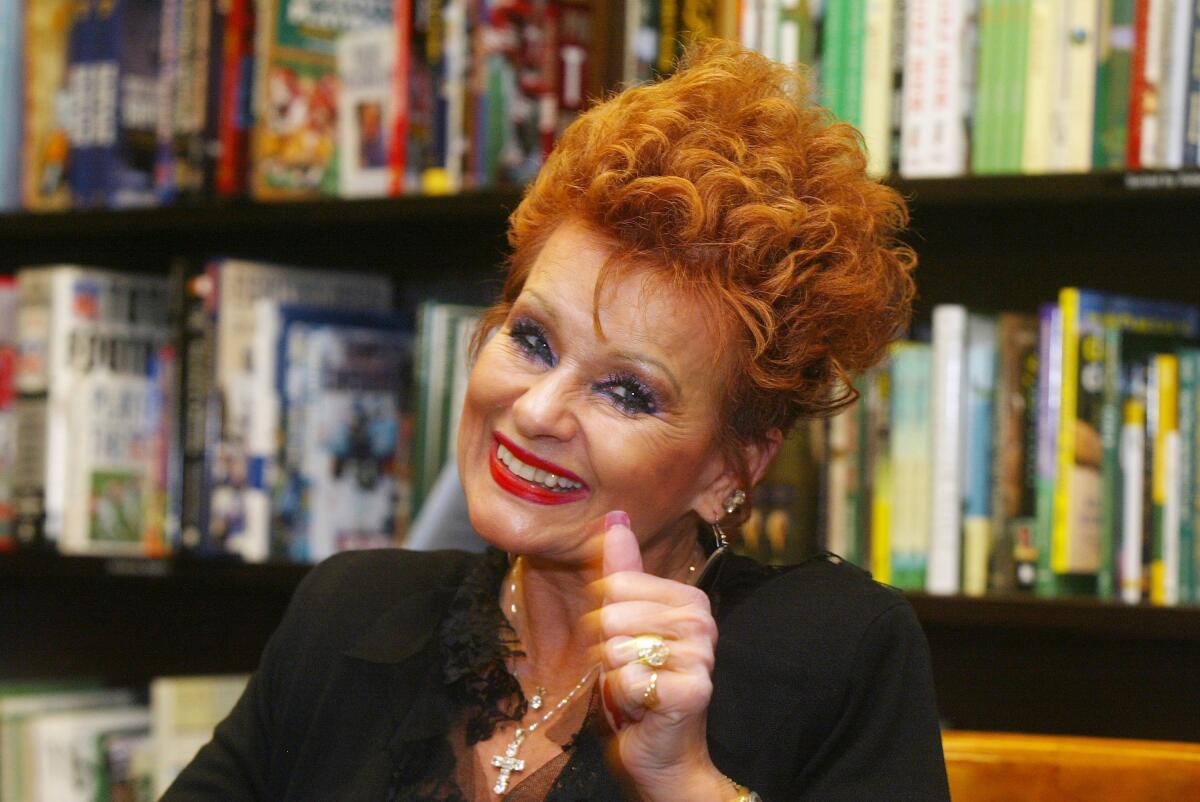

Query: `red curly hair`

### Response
(477, 39, 915, 480)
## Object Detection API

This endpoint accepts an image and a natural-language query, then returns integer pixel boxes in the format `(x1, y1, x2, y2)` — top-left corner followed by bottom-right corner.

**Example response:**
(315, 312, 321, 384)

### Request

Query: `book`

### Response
(864, 360, 892, 582)
(1052, 289, 1199, 583)
(247, 303, 412, 562)
(250, 0, 392, 199)
(1148, 351, 1179, 605)
(1158, 0, 1193, 168)
(69, 0, 162, 208)
(0, 278, 16, 548)
(990, 313, 1039, 593)
(888, 339, 931, 590)
(824, 402, 862, 561)
(21, 0, 75, 210)
(900, 0, 971, 177)
(13, 267, 171, 554)
(150, 675, 248, 796)
(0, 0, 22, 210)
(1176, 347, 1197, 603)
(1021, 0, 1062, 172)
(962, 313, 998, 597)
(337, 25, 399, 197)
(412, 301, 482, 516)
(971, 0, 1002, 173)
(998, 0, 1031, 171)
(1050, 0, 1100, 172)
(188, 259, 391, 560)
(861, 0, 896, 176)
(0, 687, 137, 802)
(927, 304, 968, 595)
(1033, 303, 1061, 596)
(1092, 0, 1135, 169)
(214, 0, 255, 196)
(25, 705, 150, 802)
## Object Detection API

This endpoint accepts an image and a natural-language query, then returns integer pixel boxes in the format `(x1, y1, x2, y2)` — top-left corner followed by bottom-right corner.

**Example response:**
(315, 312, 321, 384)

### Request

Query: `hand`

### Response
(586, 514, 730, 801)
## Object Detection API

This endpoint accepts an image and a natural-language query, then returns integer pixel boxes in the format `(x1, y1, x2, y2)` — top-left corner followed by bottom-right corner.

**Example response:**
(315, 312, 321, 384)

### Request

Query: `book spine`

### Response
(824, 412, 851, 557)
(962, 314, 997, 597)
(866, 362, 892, 584)
(215, 0, 253, 196)
(928, 304, 967, 595)
(972, 0, 1001, 173)
(1150, 353, 1179, 604)
(0, 0, 23, 210)
(821, 0, 847, 116)
(1034, 303, 1062, 596)
(1060, 0, 1101, 171)
(113, 0, 161, 208)
(1138, 0, 1167, 167)
(1021, 0, 1057, 172)
(900, 0, 931, 175)
(13, 270, 58, 548)
(889, 341, 932, 589)
(1183, 0, 1200, 165)
(178, 268, 214, 553)
(65, 0, 97, 207)
(1176, 348, 1196, 603)
(1160, 0, 1193, 168)
(389, 0, 412, 195)
(861, 0, 895, 176)
(1001, 0, 1032, 172)
(1119, 375, 1147, 602)
(1098, 324, 1123, 599)
(843, 0, 867, 128)
(1127, 0, 1150, 167)
(155, 0, 182, 202)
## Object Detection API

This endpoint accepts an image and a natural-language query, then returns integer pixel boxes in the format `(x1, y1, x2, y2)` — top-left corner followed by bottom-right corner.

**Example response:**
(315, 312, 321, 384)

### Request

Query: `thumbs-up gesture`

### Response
(588, 511, 730, 801)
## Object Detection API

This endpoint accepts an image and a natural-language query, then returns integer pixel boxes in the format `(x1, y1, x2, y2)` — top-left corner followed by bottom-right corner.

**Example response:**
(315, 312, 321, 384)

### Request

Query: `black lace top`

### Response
(386, 549, 619, 802)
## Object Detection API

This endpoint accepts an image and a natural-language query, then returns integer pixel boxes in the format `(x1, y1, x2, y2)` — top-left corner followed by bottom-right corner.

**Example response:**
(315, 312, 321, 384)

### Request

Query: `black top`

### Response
(162, 548, 950, 801)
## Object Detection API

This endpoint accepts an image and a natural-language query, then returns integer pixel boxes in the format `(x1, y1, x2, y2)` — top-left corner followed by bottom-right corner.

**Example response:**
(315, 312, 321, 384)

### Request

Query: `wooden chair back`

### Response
(942, 730, 1200, 801)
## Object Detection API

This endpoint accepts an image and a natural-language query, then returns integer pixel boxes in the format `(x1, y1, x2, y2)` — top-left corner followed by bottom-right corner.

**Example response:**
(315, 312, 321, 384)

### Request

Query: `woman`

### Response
(165, 40, 949, 801)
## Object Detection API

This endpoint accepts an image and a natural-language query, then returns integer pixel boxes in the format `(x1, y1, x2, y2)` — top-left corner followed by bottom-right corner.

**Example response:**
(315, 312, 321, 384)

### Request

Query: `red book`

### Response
(1126, 0, 1149, 169)
(216, 0, 255, 196)
(389, 0, 413, 196)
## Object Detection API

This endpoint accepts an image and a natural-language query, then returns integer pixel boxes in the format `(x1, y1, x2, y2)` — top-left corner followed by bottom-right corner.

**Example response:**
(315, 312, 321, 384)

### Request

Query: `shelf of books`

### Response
(8, 0, 1200, 795)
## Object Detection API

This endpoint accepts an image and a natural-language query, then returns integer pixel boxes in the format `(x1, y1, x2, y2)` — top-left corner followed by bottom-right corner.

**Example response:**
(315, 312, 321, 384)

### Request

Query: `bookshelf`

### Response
(3, 174, 1200, 743)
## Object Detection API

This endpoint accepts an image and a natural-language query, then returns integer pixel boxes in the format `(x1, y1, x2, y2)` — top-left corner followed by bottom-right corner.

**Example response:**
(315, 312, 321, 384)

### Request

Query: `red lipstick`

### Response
(490, 432, 589, 505)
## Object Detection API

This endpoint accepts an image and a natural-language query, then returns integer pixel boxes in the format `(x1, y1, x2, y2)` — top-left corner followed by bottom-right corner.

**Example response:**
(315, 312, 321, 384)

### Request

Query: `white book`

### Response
(825, 411, 852, 558)
(741, 0, 764, 54)
(14, 266, 170, 553)
(1140, 0, 1168, 167)
(927, 304, 967, 595)
(0, 688, 136, 802)
(151, 675, 248, 797)
(203, 260, 391, 561)
(1163, 429, 1181, 605)
(901, 0, 970, 177)
(25, 705, 150, 802)
(1120, 388, 1145, 604)
(337, 26, 397, 198)
(441, 0, 468, 193)
(1158, 0, 1192, 168)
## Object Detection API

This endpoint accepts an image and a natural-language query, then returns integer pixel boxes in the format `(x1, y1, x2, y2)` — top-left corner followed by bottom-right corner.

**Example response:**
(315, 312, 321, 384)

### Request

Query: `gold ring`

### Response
(633, 635, 670, 668)
(641, 672, 660, 709)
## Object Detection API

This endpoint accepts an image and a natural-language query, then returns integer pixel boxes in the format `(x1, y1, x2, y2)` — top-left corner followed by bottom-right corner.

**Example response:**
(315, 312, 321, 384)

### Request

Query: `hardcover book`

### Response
(21, 0, 76, 210)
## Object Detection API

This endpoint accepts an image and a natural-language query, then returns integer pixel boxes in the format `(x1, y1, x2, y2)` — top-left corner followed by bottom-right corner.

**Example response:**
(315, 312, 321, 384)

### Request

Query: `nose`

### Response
(511, 366, 579, 442)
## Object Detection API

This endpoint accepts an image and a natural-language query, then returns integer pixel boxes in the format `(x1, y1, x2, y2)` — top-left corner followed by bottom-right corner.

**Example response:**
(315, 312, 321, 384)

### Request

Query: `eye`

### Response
(595, 372, 660, 416)
(509, 317, 556, 367)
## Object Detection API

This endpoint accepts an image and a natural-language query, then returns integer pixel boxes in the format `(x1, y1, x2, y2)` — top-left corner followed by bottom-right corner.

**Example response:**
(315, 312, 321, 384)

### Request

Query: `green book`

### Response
(821, 0, 848, 119)
(842, 0, 867, 128)
(1000, 0, 1032, 171)
(972, 0, 1002, 173)
(1093, 0, 1135, 169)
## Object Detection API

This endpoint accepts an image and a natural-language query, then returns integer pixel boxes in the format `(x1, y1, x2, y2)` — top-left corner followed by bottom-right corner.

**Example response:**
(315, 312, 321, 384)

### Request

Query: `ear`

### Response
(694, 428, 783, 523)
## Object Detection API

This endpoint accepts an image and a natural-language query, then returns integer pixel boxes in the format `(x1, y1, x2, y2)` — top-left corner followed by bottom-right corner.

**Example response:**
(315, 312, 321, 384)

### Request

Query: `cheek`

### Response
(586, 420, 714, 507)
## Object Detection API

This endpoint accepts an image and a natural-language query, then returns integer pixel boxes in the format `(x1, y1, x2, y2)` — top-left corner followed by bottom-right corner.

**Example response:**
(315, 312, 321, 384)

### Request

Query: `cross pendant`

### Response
(491, 737, 526, 795)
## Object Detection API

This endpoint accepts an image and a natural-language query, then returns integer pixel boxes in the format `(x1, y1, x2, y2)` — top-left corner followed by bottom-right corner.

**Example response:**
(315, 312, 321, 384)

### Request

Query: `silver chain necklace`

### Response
(493, 557, 597, 795)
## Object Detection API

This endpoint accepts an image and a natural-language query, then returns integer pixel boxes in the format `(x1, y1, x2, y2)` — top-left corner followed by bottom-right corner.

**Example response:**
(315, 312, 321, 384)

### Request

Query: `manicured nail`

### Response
(601, 676, 628, 732)
(605, 510, 631, 530)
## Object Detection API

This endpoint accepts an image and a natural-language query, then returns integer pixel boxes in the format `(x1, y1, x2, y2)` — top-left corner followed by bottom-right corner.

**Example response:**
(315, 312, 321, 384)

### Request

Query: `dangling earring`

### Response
(711, 520, 730, 550)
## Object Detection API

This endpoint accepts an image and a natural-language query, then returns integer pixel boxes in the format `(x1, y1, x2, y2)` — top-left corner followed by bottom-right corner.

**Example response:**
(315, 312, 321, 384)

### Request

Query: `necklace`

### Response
(490, 665, 598, 794)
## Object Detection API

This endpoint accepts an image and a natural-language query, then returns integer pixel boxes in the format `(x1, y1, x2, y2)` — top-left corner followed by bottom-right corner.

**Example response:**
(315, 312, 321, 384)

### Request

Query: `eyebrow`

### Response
(521, 287, 683, 397)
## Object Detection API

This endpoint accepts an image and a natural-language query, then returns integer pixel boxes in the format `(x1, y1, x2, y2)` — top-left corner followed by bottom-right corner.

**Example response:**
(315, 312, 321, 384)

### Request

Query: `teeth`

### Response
(496, 443, 583, 491)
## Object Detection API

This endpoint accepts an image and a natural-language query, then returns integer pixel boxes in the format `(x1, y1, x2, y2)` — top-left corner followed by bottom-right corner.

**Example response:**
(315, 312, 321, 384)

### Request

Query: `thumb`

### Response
(602, 511, 643, 576)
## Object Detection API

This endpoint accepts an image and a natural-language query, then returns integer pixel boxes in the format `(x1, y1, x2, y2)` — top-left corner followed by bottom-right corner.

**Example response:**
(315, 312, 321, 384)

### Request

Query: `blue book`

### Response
(73, 0, 161, 208)
(248, 302, 413, 563)
(0, 0, 23, 210)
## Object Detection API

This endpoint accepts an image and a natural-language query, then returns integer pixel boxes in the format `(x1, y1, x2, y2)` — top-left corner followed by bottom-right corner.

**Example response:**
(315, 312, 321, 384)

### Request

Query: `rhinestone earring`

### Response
(723, 489, 746, 516)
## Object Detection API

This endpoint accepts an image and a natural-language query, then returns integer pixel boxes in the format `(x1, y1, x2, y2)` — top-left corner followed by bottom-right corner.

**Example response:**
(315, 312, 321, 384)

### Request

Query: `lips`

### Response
(489, 432, 590, 505)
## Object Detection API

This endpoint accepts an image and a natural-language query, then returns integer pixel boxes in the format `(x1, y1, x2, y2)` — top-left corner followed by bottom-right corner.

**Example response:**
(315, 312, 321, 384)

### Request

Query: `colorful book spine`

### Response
(1136, 0, 1168, 168)
(1176, 347, 1197, 604)
(900, 0, 969, 176)
(1051, 0, 1100, 171)
(1119, 367, 1147, 603)
(1182, 0, 1200, 165)
(865, 362, 892, 583)
(888, 340, 932, 590)
(999, 0, 1032, 172)
(0, 279, 15, 548)
(962, 314, 998, 597)
(1150, 352, 1179, 604)
(337, 26, 398, 198)
(215, 0, 254, 197)
(971, 0, 1002, 173)
(22, 0, 75, 210)
(1021, 0, 1060, 172)
(861, 0, 896, 176)
(1093, 0, 1135, 169)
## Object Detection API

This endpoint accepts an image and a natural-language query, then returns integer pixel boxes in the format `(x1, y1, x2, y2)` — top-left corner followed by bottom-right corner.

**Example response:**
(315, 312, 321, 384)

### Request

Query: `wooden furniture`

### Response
(943, 730, 1200, 801)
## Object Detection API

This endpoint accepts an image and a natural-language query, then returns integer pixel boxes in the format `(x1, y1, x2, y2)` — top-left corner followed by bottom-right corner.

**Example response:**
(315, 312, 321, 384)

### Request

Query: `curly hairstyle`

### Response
(477, 38, 915, 481)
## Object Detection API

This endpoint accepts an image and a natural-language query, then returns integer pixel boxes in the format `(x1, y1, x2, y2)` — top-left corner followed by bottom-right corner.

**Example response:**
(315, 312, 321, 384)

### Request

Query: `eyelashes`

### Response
(506, 316, 662, 416)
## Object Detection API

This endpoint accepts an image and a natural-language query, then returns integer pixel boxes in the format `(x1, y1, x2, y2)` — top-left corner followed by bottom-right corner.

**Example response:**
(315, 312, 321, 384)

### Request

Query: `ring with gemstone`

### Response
(641, 672, 660, 709)
(633, 635, 670, 668)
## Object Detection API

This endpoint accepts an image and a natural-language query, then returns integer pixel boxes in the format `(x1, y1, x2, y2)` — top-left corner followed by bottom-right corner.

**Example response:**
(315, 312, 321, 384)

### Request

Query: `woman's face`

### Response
(456, 222, 732, 565)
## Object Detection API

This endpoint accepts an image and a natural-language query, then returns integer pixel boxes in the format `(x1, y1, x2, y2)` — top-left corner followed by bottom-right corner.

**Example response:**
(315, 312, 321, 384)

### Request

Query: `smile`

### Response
(489, 433, 590, 505)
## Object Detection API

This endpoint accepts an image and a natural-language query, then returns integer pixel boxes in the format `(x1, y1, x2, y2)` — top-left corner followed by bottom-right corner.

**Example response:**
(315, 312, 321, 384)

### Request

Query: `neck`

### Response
(501, 518, 705, 690)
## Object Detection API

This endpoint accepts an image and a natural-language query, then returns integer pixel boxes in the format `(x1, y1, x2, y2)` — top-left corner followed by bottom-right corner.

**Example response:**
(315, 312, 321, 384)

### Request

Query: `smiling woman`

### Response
(162, 40, 950, 802)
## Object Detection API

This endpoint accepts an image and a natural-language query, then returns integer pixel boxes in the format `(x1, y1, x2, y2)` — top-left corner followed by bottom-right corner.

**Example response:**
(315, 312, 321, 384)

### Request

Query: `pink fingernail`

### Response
(605, 510, 631, 530)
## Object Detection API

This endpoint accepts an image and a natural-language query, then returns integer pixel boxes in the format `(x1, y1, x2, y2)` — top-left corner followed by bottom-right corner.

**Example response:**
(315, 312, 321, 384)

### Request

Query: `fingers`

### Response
(601, 662, 713, 725)
(589, 569, 712, 610)
(583, 599, 718, 645)
(602, 515, 643, 576)
(592, 635, 715, 675)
